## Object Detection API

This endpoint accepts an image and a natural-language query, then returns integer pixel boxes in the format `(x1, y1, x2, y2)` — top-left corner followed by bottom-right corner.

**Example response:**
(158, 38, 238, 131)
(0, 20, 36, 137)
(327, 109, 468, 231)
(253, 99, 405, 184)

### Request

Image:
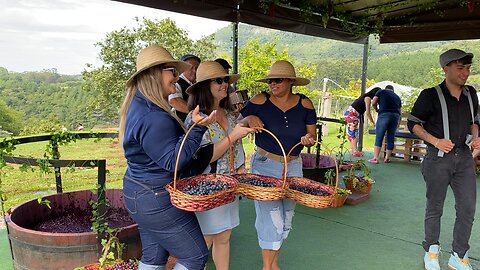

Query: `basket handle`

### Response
(173, 118, 235, 191)
(287, 140, 339, 193)
(173, 118, 203, 192)
(256, 127, 288, 188)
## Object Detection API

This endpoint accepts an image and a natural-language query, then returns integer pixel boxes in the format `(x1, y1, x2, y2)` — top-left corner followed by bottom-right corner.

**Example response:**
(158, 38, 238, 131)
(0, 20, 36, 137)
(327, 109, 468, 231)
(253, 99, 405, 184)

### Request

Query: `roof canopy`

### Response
(114, 0, 480, 44)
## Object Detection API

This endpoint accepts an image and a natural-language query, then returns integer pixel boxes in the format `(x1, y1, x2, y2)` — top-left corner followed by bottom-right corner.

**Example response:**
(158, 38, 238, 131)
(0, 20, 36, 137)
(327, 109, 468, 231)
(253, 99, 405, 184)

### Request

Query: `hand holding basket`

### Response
(166, 120, 238, 212)
(233, 127, 288, 201)
(285, 141, 339, 209)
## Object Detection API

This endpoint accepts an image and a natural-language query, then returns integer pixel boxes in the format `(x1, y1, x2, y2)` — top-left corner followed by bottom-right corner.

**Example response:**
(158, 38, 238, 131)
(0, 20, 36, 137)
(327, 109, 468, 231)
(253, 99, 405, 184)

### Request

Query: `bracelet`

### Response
(434, 139, 439, 148)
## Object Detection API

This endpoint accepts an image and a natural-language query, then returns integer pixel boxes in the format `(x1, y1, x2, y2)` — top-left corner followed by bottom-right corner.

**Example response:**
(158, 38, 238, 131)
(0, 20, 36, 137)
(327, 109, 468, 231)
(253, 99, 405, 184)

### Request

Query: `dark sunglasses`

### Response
(212, 77, 230, 84)
(267, 78, 285, 84)
(162, 67, 179, 77)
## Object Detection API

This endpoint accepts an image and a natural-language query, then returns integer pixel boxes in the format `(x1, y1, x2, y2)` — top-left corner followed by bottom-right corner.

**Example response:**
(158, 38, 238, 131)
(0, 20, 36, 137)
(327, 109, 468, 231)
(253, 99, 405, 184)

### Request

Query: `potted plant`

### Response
(331, 188, 352, 208)
(342, 160, 375, 193)
(335, 125, 362, 171)
(323, 169, 350, 208)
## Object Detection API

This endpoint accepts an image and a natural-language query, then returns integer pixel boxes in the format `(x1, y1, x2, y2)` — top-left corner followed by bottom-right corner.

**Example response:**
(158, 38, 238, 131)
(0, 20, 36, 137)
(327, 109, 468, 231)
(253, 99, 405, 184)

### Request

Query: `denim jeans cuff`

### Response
(138, 261, 165, 270)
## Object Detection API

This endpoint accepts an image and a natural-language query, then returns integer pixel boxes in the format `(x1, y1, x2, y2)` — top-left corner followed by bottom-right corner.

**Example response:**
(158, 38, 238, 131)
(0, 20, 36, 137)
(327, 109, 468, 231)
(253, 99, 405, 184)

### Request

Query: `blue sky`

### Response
(0, 0, 229, 75)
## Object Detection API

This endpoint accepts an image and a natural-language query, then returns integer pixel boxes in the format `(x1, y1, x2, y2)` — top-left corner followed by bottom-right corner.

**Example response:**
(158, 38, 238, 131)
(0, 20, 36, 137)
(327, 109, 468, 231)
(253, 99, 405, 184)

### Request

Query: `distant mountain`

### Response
(214, 23, 480, 89)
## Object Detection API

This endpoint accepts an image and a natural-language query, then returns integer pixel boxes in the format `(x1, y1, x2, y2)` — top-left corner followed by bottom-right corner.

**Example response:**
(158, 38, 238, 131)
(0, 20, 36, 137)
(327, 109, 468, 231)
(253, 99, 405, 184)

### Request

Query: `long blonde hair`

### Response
(119, 65, 185, 145)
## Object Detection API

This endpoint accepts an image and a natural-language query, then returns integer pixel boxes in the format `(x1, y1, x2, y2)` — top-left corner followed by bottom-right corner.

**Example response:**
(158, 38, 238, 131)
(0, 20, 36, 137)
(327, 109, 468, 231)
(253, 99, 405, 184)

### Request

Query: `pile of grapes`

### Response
(239, 177, 276, 187)
(83, 260, 138, 270)
(290, 184, 331, 196)
(182, 180, 231, 196)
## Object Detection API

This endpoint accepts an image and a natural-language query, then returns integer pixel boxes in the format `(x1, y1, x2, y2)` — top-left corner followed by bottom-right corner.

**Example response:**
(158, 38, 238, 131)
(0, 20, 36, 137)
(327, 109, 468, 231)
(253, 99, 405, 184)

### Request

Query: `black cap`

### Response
(214, 58, 232, 69)
(180, 54, 201, 63)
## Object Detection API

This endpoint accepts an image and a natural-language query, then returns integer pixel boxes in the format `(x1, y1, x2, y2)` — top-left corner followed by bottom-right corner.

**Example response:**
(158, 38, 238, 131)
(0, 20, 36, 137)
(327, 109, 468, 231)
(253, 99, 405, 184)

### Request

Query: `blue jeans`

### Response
(123, 178, 208, 270)
(250, 152, 303, 250)
(375, 112, 400, 150)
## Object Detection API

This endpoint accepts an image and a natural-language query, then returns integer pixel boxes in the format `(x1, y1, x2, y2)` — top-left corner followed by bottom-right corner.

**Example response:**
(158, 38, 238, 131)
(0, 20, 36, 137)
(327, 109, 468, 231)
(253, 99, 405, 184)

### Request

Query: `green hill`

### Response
(214, 23, 480, 89)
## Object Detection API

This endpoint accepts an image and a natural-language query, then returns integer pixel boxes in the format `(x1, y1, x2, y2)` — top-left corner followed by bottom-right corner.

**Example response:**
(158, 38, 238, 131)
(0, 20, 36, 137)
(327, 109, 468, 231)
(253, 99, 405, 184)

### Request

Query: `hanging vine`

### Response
(259, 0, 477, 37)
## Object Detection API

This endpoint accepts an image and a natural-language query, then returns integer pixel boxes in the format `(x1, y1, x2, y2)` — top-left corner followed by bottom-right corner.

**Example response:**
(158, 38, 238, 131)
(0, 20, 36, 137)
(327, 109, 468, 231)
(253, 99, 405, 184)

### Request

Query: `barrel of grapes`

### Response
(7, 189, 141, 270)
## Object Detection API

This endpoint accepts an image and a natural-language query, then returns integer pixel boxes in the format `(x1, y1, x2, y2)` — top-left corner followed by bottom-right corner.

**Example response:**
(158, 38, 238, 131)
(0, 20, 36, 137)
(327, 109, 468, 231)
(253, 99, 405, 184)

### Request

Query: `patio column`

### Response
(358, 37, 369, 152)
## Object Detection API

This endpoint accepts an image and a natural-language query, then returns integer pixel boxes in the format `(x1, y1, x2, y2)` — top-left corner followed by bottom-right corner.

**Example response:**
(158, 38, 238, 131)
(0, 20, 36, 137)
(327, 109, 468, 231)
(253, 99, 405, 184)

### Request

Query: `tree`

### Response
(82, 17, 217, 122)
(236, 39, 319, 101)
(0, 100, 23, 135)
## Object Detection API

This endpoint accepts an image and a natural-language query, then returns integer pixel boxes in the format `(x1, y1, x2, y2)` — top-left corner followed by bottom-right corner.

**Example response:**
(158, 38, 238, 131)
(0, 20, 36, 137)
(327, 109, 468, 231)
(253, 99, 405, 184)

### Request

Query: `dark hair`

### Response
(187, 80, 232, 114)
(369, 87, 381, 95)
(214, 58, 232, 69)
(385, 85, 394, 90)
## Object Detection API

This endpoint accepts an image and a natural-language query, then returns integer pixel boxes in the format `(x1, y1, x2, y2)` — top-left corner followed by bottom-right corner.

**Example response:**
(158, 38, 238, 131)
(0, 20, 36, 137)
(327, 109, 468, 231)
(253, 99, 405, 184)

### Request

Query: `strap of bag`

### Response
(434, 86, 448, 157)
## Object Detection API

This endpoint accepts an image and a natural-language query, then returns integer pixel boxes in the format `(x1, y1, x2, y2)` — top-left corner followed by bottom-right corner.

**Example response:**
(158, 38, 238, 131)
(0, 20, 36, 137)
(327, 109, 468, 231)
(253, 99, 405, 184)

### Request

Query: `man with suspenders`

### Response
(408, 49, 480, 270)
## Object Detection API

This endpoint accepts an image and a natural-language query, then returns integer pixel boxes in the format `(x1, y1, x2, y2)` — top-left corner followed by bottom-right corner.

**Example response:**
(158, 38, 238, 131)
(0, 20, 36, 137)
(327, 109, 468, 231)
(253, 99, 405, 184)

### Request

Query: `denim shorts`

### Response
(123, 178, 208, 270)
(250, 151, 303, 250)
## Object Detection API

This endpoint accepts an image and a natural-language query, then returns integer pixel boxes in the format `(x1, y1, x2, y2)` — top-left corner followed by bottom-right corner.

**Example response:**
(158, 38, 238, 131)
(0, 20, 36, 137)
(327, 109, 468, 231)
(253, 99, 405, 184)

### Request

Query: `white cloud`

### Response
(0, 0, 229, 74)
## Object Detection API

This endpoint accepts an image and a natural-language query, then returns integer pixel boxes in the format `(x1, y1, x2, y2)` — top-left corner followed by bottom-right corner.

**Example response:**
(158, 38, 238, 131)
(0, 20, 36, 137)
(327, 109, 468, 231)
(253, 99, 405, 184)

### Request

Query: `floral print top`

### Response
(185, 109, 245, 174)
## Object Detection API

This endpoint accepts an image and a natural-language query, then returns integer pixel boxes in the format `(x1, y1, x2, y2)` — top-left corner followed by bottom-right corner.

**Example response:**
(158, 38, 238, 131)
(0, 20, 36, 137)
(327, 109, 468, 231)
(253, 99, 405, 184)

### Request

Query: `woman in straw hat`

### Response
(239, 60, 317, 270)
(185, 61, 253, 270)
(120, 45, 217, 270)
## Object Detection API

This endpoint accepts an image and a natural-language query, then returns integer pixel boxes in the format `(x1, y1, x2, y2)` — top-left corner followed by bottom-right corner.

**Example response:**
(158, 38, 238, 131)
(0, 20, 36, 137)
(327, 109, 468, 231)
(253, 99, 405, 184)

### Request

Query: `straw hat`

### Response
(186, 61, 240, 95)
(256, 60, 310, 86)
(126, 45, 191, 86)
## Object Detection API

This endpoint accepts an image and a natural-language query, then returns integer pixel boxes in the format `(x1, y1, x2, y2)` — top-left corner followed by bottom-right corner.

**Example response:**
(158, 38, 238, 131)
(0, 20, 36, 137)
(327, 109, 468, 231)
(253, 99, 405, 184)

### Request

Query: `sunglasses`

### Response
(162, 67, 179, 77)
(267, 78, 285, 84)
(212, 77, 230, 85)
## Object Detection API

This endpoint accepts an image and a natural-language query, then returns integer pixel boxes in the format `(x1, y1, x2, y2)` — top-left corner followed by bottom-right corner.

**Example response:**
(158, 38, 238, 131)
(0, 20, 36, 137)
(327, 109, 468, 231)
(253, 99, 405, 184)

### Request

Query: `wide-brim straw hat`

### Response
(256, 60, 310, 86)
(186, 61, 240, 95)
(126, 45, 191, 86)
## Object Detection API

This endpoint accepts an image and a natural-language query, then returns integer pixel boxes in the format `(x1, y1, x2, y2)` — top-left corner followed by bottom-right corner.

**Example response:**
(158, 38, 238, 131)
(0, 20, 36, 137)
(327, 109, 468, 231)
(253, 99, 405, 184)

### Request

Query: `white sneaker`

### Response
(424, 245, 441, 270)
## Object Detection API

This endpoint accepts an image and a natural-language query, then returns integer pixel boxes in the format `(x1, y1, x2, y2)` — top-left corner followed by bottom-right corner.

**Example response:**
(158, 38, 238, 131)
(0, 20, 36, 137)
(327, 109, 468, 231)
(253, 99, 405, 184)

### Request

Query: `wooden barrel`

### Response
(7, 189, 141, 270)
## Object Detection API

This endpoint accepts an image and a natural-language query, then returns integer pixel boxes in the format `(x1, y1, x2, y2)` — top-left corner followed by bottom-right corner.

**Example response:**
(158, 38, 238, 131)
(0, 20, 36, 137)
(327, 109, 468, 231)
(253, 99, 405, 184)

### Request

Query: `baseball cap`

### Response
(180, 54, 201, 63)
(439, 49, 473, 67)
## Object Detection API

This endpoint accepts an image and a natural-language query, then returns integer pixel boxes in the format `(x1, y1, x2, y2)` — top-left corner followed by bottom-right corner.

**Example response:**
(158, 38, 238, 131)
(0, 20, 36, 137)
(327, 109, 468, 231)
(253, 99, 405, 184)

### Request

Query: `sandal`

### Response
(368, 158, 379, 164)
(352, 151, 364, 157)
(384, 158, 391, 163)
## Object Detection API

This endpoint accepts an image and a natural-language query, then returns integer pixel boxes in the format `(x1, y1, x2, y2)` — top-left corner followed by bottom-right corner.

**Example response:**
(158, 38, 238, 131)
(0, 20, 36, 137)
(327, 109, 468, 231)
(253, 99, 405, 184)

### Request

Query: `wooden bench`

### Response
(369, 113, 427, 161)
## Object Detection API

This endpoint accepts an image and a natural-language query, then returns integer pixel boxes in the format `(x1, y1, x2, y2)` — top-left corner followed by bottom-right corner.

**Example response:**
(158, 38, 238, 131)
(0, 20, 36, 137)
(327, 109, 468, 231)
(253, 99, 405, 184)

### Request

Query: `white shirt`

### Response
(168, 74, 193, 102)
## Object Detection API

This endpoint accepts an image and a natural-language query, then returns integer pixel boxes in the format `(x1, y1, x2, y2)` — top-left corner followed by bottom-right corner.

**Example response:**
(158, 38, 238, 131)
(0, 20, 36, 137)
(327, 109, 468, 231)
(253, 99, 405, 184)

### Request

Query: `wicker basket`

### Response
(232, 128, 288, 201)
(343, 175, 374, 193)
(166, 120, 238, 212)
(285, 141, 338, 208)
(330, 194, 348, 208)
(342, 163, 374, 194)
(235, 173, 285, 201)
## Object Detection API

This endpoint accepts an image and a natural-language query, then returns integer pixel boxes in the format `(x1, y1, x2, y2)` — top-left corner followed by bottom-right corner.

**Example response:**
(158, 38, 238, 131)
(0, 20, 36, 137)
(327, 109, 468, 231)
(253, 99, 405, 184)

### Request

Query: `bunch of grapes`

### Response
(182, 180, 231, 196)
(290, 184, 331, 196)
(107, 260, 138, 270)
(239, 177, 275, 187)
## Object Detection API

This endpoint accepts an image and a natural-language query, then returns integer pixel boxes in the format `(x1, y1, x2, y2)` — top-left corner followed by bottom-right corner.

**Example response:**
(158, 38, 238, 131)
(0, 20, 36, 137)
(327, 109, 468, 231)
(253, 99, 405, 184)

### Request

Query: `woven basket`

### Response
(167, 120, 238, 212)
(342, 163, 374, 194)
(285, 141, 338, 208)
(330, 193, 348, 208)
(343, 175, 374, 193)
(235, 173, 285, 201)
(232, 128, 288, 201)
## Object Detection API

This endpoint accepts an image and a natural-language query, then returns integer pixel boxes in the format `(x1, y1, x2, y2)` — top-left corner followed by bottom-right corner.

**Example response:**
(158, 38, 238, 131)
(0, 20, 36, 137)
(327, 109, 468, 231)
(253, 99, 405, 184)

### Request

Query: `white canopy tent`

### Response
(366, 81, 419, 96)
